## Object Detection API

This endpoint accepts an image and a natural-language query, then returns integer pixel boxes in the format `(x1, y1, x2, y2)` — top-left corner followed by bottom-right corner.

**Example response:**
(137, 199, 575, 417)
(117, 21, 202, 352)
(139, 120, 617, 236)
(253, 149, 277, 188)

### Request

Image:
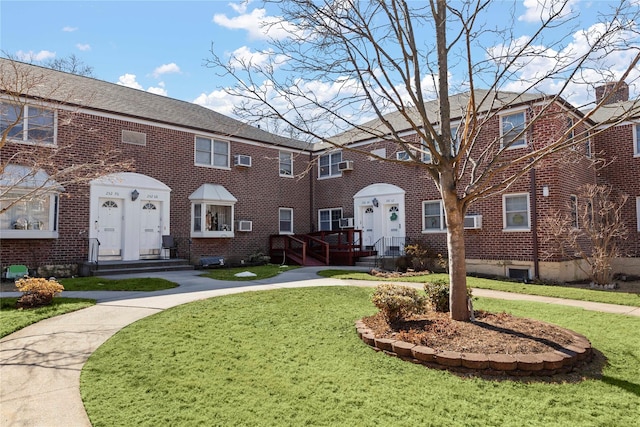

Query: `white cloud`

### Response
(15, 50, 55, 62)
(488, 20, 640, 106)
(117, 73, 169, 96)
(76, 43, 91, 51)
(152, 63, 181, 78)
(229, 0, 252, 14)
(213, 7, 301, 41)
(62, 26, 78, 32)
(227, 46, 288, 70)
(117, 74, 143, 90)
(518, 0, 578, 23)
(147, 82, 168, 96)
(193, 88, 236, 116)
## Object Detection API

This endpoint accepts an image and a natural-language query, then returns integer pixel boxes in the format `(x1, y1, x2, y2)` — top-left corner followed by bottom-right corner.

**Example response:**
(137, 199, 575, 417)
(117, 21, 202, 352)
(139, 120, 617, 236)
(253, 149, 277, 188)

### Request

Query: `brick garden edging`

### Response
(355, 319, 593, 377)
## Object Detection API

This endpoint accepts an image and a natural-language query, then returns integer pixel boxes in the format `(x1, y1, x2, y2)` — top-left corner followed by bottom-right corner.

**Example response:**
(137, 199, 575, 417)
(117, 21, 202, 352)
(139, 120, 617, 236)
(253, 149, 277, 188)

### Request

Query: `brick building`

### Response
(1, 59, 638, 281)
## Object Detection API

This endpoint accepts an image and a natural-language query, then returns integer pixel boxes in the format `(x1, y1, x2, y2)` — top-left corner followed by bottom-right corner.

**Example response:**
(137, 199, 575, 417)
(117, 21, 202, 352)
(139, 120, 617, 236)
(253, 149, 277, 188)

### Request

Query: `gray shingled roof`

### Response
(585, 99, 640, 125)
(0, 58, 312, 151)
(326, 89, 551, 147)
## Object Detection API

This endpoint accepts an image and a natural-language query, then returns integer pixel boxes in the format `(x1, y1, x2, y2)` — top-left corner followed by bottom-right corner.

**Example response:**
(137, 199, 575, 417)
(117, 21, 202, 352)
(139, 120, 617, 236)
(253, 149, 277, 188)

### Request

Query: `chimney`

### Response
(595, 81, 629, 105)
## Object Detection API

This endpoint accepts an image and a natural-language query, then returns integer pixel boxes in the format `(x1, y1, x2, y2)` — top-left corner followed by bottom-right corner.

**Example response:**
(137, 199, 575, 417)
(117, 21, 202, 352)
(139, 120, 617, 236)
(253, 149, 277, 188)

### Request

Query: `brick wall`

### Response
(1, 110, 312, 268)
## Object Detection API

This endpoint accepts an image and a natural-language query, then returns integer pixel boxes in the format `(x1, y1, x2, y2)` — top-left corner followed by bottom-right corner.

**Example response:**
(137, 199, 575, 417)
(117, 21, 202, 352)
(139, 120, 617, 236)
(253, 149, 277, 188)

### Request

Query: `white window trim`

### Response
(317, 151, 343, 179)
(636, 196, 640, 232)
(190, 202, 235, 238)
(499, 108, 527, 150)
(1, 192, 60, 239)
(634, 124, 640, 157)
(318, 207, 343, 231)
(2, 103, 58, 147)
(503, 192, 531, 232)
(422, 200, 446, 233)
(279, 207, 294, 235)
(279, 151, 294, 177)
(194, 136, 230, 169)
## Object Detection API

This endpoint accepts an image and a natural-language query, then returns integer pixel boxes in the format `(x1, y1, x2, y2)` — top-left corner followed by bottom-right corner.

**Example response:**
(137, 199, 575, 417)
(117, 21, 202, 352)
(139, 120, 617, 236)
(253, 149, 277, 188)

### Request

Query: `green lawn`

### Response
(199, 263, 299, 281)
(317, 270, 640, 307)
(59, 276, 178, 291)
(81, 287, 640, 427)
(0, 298, 95, 338)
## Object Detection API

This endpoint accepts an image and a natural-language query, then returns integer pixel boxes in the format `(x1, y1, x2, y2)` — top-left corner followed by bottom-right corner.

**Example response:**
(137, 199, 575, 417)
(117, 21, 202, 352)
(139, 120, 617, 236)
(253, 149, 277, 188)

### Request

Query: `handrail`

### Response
(270, 234, 308, 265)
(300, 234, 330, 264)
(88, 238, 100, 264)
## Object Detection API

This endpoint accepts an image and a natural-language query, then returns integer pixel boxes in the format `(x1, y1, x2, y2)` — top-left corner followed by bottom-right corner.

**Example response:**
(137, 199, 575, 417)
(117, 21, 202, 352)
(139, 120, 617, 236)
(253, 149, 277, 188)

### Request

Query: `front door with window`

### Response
(353, 183, 406, 255)
(361, 206, 375, 248)
(90, 173, 171, 261)
(139, 201, 162, 258)
(97, 199, 123, 259)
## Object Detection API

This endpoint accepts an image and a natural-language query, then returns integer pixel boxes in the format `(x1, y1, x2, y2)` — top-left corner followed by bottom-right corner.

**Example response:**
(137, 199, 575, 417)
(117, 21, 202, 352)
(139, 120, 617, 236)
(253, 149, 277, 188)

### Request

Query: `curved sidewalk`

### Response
(1, 268, 639, 426)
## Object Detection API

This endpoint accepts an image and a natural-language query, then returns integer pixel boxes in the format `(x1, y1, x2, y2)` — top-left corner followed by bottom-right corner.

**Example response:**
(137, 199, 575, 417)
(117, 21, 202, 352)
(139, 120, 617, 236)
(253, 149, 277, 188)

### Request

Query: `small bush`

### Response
(424, 279, 472, 313)
(15, 277, 64, 309)
(371, 283, 426, 323)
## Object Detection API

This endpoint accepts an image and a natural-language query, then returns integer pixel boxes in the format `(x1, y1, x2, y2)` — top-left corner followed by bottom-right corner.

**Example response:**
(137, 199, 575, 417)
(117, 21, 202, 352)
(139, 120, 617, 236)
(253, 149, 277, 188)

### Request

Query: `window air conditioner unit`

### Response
(338, 160, 354, 171)
(464, 215, 482, 229)
(234, 154, 252, 167)
(339, 217, 354, 228)
(236, 220, 253, 232)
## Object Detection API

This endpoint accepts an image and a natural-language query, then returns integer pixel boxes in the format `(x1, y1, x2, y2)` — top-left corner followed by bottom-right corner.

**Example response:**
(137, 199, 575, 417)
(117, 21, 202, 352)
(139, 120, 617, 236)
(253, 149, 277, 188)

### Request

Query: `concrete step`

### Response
(81, 259, 193, 276)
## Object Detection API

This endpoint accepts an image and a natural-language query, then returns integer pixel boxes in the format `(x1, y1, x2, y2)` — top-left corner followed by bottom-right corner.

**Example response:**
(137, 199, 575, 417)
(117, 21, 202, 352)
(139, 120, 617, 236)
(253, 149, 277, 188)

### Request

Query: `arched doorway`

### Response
(89, 173, 171, 261)
(353, 183, 406, 254)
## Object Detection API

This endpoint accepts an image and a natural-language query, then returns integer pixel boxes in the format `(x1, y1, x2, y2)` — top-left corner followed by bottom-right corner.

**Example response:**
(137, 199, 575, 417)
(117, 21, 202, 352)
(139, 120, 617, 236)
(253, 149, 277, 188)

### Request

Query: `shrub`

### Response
(371, 283, 426, 323)
(424, 279, 472, 313)
(15, 277, 64, 309)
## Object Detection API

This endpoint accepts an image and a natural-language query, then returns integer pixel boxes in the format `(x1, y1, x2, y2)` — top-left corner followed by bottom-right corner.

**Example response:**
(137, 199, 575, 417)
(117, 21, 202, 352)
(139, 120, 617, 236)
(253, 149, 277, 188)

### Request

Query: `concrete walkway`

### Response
(1, 267, 639, 426)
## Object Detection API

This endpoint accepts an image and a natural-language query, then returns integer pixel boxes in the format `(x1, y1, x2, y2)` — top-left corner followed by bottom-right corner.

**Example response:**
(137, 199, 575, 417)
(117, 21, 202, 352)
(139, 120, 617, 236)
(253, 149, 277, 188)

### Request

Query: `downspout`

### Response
(530, 168, 540, 280)
(309, 152, 315, 233)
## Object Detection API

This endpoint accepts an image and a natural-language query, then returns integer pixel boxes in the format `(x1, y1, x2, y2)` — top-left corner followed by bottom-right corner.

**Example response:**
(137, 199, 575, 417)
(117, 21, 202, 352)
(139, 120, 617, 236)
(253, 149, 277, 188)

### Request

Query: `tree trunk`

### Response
(441, 175, 470, 321)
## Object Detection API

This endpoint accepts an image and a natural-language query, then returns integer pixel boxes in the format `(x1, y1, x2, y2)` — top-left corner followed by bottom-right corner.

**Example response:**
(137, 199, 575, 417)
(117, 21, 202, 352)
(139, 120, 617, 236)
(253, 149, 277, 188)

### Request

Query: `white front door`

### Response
(384, 203, 403, 255)
(97, 198, 123, 259)
(139, 201, 162, 258)
(361, 206, 375, 248)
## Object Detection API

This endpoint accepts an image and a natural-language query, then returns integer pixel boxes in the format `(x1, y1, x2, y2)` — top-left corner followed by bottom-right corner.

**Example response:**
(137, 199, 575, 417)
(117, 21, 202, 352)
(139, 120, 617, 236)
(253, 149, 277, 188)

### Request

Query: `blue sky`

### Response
(1, 1, 638, 125)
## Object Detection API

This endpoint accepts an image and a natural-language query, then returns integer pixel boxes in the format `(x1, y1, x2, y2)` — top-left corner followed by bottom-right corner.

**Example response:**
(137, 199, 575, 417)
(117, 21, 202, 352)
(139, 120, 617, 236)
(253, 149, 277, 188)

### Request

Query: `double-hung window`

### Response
(0, 165, 61, 239)
(635, 124, 640, 157)
(319, 208, 342, 231)
(279, 208, 293, 234)
(195, 136, 229, 168)
(279, 151, 293, 177)
(318, 151, 342, 178)
(1, 103, 56, 145)
(423, 200, 446, 232)
(503, 193, 530, 230)
(501, 110, 526, 149)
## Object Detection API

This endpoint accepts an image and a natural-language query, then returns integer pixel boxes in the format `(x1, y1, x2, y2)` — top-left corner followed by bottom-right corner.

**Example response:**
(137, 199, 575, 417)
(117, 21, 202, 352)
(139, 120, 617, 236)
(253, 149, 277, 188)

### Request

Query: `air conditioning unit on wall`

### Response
(339, 217, 354, 228)
(236, 220, 253, 232)
(338, 160, 354, 171)
(234, 154, 252, 167)
(464, 215, 482, 229)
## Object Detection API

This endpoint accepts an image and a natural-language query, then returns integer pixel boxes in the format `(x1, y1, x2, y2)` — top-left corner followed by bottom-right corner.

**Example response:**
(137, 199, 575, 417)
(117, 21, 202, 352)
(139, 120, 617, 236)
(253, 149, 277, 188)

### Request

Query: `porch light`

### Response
(131, 189, 140, 201)
(372, 198, 379, 207)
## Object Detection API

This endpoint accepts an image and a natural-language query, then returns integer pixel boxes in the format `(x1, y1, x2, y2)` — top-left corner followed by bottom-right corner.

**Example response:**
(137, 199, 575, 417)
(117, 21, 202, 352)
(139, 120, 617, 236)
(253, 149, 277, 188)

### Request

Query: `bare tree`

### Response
(544, 184, 629, 287)
(208, 0, 640, 320)
(44, 54, 95, 77)
(1, 58, 133, 217)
